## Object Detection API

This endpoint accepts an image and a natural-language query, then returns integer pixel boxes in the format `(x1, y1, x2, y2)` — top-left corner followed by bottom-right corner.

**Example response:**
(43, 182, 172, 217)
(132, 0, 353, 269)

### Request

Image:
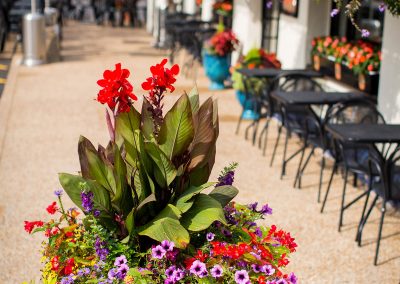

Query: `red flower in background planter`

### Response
(97, 63, 137, 113)
(207, 30, 239, 57)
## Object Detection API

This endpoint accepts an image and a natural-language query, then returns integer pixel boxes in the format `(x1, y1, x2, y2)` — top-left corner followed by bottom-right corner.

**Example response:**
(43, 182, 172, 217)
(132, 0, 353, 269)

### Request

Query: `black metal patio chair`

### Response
(356, 145, 400, 265)
(320, 99, 386, 233)
(263, 73, 324, 177)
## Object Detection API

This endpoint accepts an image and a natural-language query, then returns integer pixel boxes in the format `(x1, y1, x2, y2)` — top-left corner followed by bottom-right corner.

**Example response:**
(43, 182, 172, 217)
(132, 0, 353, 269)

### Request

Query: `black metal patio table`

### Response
(237, 68, 322, 79)
(325, 124, 400, 144)
(325, 123, 400, 245)
(270, 91, 365, 185)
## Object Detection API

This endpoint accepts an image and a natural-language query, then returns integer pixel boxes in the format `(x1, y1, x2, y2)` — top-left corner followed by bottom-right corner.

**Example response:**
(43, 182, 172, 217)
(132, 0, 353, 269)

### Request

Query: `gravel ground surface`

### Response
(0, 22, 399, 283)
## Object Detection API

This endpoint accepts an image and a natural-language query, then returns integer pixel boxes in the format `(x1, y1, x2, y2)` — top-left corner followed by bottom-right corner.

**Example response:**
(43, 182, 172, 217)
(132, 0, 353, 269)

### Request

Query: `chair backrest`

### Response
(265, 73, 324, 116)
(385, 146, 400, 201)
(323, 98, 385, 162)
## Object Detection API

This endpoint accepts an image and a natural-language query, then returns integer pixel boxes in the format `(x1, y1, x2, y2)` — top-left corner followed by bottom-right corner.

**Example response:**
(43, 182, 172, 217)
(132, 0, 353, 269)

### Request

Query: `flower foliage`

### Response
(231, 48, 281, 92)
(206, 30, 239, 57)
(213, 0, 233, 16)
(97, 63, 138, 113)
(25, 61, 297, 283)
(312, 36, 381, 75)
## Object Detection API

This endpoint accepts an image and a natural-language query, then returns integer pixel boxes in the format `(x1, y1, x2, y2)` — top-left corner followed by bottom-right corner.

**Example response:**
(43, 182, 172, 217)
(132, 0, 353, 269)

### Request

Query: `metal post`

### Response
(23, 0, 46, 66)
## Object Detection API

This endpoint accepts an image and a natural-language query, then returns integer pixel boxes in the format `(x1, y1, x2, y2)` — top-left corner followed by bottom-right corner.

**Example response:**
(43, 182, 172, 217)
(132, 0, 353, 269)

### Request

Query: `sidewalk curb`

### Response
(0, 54, 21, 160)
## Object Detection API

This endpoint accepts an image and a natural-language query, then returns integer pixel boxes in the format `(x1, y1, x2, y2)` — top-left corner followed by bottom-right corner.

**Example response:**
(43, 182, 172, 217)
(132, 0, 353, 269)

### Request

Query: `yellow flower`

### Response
(124, 275, 134, 284)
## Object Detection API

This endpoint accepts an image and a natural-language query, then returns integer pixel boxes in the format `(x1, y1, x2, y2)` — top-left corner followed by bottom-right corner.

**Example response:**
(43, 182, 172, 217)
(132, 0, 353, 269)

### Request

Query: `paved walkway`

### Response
(0, 22, 399, 283)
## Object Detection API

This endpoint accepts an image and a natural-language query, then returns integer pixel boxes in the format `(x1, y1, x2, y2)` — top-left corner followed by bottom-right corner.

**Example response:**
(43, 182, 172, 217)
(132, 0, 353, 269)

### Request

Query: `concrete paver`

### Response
(0, 21, 399, 283)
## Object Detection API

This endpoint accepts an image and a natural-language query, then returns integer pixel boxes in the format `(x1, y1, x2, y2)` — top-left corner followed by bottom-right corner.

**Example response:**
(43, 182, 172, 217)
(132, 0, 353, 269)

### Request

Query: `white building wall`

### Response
(231, 0, 263, 64)
(377, 14, 400, 123)
(277, 0, 330, 69)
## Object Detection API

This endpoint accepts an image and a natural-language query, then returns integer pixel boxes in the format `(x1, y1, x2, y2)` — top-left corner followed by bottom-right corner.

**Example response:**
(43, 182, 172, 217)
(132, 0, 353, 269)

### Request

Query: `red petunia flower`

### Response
(63, 258, 75, 275)
(24, 220, 44, 234)
(46, 201, 58, 214)
(141, 58, 179, 98)
(97, 63, 137, 113)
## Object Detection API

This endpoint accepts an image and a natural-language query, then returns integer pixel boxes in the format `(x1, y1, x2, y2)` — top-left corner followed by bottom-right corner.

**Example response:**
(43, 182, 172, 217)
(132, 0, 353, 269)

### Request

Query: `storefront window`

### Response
(330, 0, 385, 44)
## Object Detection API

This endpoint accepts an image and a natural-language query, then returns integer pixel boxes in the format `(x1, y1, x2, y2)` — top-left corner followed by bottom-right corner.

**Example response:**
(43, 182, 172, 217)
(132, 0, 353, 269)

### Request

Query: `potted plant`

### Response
(231, 48, 281, 120)
(24, 60, 298, 284)
(203, 29, 239, 90)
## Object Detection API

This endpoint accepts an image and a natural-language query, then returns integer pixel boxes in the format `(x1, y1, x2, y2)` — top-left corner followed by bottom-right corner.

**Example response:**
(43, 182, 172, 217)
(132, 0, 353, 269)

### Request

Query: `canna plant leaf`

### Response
(180, 194, 227, 232)
(158, 94, 195, 159)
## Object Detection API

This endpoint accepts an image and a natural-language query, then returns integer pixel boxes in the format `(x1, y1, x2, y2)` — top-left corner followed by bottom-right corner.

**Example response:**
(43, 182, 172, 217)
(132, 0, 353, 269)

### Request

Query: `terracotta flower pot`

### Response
(334, 63, 342, 80)
(358, 73, 366, 91)
(313, 55, 320, 71)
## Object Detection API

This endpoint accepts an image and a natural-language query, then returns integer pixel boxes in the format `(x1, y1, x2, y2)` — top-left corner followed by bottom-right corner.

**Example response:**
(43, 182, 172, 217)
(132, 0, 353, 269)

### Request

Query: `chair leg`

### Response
(270, 124, 282, 167)
(318, 156, 326, 203)
(280, 129, 289, 179)
(245, 121, 255, 140)
(356, 189, 371, 243)
(297, 146, 315, 189)
(293, 144, 307, 188)
(321, 163, 337, 213)
(252, 120, 259, 146)
(235, 111, 244, 135)
(261, 120, 270, 156)
(338, 168, 349, 232)
(357, 194, 379, 246)
(374, 202, 386, 266)
(353, 173, 358, 187)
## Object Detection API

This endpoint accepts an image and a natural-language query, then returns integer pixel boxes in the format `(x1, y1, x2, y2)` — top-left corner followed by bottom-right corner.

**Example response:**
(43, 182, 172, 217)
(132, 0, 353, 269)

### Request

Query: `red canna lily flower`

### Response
(141, 58, 179, 98)
(97, 63, 137, 113)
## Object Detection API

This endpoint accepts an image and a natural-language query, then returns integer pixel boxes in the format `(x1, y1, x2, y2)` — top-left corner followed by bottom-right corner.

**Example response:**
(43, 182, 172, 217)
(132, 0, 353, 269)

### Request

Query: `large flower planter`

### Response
(203, 50, 231, 90)
(235, 90, 260, 120)
(312, 54, 379, 95)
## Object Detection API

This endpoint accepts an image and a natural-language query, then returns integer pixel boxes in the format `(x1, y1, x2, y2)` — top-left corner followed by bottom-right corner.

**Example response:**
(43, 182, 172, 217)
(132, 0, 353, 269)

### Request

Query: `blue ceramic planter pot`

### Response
(203, 51, 231, 90)
(235, 90, 260, 120)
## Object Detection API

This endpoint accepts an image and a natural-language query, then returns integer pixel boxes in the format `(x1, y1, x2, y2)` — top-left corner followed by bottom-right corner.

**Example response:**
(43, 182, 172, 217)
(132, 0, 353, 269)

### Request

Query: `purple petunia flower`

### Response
(80, 191, 94, 213)
(174, 268, 185, 281)
(288, 272, 298, 284)
(114, 255, 127, 267)
(54, 189, 63, 197)
(206, 232, 215, 241)
(260, 204, 273, 215)
(211, 264, 223, 278)
(379, 3, 385, 12)
(60, 276, 74, 284)
(216, 170, 235, 186)
(189, 260, 207, 277)
(117, 263, 129, 279)
(108, 268, 118, 280)
(93, 209, 101, 217)
(330, 8, 339, 17)
(248, 202, 258, 211)
(361, 29, 370, 38)
(95, 237, 109, 261)
(161, 240, 175, 252)
(151, 245, 166, 259)
(165, 265, 177, 278)
(276, 279, 288, 284)
(77, 267, 90, 277)
(251, 264, 262, 273)
(262, 264, 275, 276)
(221, 228, 232, 238)
(255, 227, 263, 238)
(234, 270, 250, 284)
(164, 278, 175, 284)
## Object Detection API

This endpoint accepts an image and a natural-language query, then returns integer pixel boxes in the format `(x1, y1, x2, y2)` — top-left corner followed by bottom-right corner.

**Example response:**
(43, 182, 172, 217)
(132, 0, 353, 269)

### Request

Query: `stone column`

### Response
(183, 0, 197, 15)
(377, 14, 400, 122)
(202, 0, 215, 21)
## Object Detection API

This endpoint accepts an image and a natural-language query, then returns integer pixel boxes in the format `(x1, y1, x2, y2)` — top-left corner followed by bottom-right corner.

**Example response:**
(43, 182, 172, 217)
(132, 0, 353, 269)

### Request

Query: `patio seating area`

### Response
(0, 21, 399, 283)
